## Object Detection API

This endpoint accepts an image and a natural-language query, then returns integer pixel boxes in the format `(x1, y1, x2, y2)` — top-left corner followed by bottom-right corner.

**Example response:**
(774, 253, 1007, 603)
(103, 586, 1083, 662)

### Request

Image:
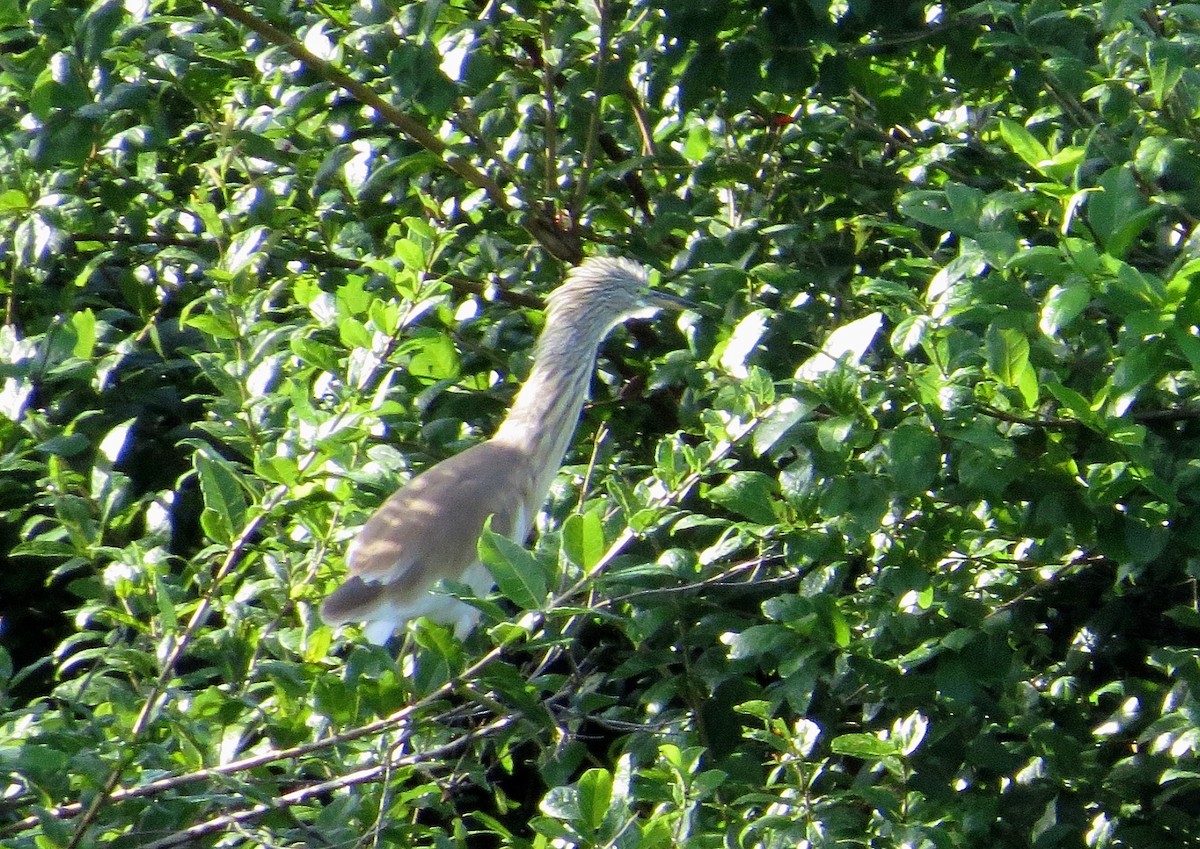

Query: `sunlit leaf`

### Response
(562, 511, 605, 570)
(830, 733, 900, 759)
(576, 768, 612, 832)
(997, 118, 1050, 173)
(195, 452, 248, 544)
(705, 471, 778, 525)
(796, 313, 883, 381)
(479, 521, 547, 610)
(719, 309, 771, 378)
(985, 325, 1026, 384)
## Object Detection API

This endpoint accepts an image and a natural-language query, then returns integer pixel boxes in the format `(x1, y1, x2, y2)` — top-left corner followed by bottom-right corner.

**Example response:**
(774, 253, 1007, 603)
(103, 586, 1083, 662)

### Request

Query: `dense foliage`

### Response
(4, 0, 1200, 846)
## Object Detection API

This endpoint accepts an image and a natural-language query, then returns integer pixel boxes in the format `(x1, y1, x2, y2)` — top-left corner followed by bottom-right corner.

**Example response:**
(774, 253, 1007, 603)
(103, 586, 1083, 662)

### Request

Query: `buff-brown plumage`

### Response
(320, 257, 684, 642)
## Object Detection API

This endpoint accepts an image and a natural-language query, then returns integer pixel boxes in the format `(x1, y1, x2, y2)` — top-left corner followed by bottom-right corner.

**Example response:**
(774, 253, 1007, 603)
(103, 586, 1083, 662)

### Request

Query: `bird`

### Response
(320, 257, 688, 644)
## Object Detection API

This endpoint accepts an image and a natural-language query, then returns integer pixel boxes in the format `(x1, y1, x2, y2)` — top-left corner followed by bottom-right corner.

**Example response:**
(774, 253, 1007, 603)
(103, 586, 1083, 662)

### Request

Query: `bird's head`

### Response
(547, 257, 691, 335)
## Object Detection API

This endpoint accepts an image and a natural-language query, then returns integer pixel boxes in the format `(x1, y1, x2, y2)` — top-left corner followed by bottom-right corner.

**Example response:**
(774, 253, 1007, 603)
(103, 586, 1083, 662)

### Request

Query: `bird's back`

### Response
(320, 439, 536, 634)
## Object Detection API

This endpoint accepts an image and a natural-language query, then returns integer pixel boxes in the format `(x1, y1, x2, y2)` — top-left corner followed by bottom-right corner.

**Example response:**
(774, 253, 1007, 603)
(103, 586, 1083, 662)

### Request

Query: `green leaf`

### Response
(733, 699, 773, 720)
(405, 333, 460, 382)
(478, 521, 547, 610)
(1015, 361, 1039, 407)
(723, 39, 763, 110)
(705, 471, 778, 525)
(79, 0, 124, 63)
(1044, 381, 1099, 426)
(312, 677, 356, 724)
(187, 311, 239, 340)
(830, 733, 901, 759)
(69, 306, 96, 359)
(19, 744, 70, 792)
(721, 624, 793, 659)
(1032, 798, 1059, 843)
(539, 786, 579, 823)
(825, 604, 851, 648)
(338, 316, 372, 349)
(336, 276, 371, 316)
(997, 118, 1050, 173)
(1039, 284, 1091, 337)
(682, 125, 712, 162)
(691, 768, 728, 798)
(1109, 341, 1163, 413)
(1170, 327, 1200, 374)
(576, 768, 612, 832)
(817, 416, 855, 453)
(477, 661, 544, 716)
(898, 190, 957, 231)
(15, 213, 58, 265)
(1084, 462, 1135, 507)
(221, 225, 270, 276)
(892, 710, 928, 756)
(31, 53, 88, 118)
(796, 312, 883, 380)
(96, 418, 133, 467)
(890, 314, 931, 356)
(393, 237, 426, 271)
(562, 511, 605, 570)
(1125, 500, 1170, 565)
(944, 182, 984, 231)
(368, 299, 400, 336)
(194, 452, 248, 544)
(752, 397, 815, 456)
(290, 337, 341, 372)
(152, 571, 178, 633)
(412, 624, 462, 691)
(888, 423, 941, 497)
(985, 324, 1028, 385)
(1105, 261, 1165, 314)
(1147, 39, 1187, 108)
(1087, 166, 1157, 258)
(0, 188, 29, 211)
(1038, 145, 1086, 182)
(91, 418, 134, 503)
(718, 308, 771, 378)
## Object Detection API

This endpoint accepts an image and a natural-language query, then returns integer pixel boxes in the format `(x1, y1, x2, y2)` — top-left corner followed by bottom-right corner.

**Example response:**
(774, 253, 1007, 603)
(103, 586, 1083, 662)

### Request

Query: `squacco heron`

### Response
(320, 257, 686, 643)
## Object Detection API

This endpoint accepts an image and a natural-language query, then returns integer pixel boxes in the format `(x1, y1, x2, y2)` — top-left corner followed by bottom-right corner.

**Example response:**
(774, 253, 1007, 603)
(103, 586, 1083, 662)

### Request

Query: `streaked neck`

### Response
(493, 312, 605, 467)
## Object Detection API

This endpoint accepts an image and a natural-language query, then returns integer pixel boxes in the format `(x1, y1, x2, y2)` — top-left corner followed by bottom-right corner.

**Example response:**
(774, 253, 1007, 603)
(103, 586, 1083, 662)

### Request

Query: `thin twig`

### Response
(599, 555, 794, 608)
(845, 14, 984, 55)
(197, 0, 584, 260)
(985, 552, 1107, 618)
(541, 12, 560, 205)
(503, 3, 657, 229)
(568, 0, 611, 222)
(14, 394, 767, 844)
(441, 273, 546, 309)
(65, 486, 290, 848)
(139, 716, 516, 849)
(982, 402, 1200, 429)
(618, 79, 655, 158)
(978, 404, 1079, 431)
(198, 0, 509, 210)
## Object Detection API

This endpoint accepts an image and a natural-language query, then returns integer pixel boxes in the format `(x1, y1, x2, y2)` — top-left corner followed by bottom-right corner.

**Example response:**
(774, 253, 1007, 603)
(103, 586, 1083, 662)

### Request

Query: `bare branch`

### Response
(140, 716, 516, 849)
(569, 0, 612, 222)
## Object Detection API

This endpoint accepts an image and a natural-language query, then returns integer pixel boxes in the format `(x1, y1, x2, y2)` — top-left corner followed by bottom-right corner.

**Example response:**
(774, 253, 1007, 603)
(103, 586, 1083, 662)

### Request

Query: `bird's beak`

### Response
(645, 290, 696, 312)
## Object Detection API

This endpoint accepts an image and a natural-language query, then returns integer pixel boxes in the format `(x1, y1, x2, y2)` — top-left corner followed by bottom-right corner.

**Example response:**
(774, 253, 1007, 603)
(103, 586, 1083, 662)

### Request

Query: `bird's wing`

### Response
(320, 440, 533, 625)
